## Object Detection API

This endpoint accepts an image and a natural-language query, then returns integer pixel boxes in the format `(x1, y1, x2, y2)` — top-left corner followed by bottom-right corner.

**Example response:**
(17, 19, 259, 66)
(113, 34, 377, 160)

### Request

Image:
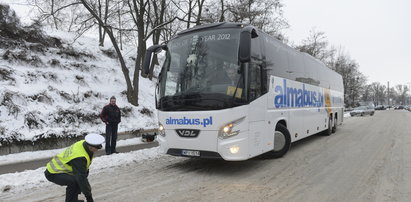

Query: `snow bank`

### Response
(0, 146, 163, 195)
(0, 137, 146, 165)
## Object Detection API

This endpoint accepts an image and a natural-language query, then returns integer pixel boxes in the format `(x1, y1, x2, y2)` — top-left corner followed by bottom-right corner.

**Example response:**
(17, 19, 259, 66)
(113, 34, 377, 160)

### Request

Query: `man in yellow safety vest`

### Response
(44, 133, 104, 202)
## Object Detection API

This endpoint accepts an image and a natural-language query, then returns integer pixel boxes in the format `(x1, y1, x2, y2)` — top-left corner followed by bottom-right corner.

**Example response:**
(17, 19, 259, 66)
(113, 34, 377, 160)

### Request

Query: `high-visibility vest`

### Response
(47, 140, 91, 174)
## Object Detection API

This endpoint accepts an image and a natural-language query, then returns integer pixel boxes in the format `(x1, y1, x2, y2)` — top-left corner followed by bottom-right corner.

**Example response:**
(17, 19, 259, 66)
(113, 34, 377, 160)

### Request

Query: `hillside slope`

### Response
(0, 4, 157, 145)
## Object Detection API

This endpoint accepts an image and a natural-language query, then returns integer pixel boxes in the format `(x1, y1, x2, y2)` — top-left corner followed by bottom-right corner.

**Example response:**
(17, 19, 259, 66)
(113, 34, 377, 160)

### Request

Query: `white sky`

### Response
(283, 0, 411, 87)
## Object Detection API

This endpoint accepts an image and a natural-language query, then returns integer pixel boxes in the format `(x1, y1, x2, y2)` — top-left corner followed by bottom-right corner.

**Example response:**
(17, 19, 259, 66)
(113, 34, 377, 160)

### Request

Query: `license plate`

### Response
(182, 150, 200, 157)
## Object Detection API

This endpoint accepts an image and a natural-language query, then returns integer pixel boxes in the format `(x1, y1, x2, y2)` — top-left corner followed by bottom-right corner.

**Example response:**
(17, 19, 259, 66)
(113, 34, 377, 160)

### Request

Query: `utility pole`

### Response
(387, 81, 390, 106)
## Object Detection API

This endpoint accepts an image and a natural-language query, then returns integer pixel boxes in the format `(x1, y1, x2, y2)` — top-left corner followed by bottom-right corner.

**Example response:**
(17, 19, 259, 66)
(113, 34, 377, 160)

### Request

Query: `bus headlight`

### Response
(158, 123, 165, 137)
(218, 117, 245, 139)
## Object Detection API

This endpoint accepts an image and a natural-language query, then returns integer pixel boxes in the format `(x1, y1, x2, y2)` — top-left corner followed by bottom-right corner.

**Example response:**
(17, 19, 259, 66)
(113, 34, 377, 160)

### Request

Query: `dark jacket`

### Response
(100, 104, 121, 124)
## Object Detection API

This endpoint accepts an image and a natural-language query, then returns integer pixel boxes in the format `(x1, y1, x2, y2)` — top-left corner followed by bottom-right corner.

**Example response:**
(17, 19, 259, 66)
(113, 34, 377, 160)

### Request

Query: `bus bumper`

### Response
(158, 130, 250, 161)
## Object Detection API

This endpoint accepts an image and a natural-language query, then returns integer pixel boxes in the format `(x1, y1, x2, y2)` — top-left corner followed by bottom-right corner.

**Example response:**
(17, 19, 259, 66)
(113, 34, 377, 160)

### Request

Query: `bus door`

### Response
(248, 35, 271, 157)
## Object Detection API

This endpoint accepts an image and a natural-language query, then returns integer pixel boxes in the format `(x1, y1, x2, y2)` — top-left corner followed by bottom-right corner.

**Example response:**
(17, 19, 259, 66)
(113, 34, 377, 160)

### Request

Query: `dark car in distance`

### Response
(375, 105, 386, 110)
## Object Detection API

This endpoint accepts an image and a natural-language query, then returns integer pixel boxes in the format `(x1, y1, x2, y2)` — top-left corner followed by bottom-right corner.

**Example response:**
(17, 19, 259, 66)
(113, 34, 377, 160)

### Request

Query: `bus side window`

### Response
(250, 35, 263, 101)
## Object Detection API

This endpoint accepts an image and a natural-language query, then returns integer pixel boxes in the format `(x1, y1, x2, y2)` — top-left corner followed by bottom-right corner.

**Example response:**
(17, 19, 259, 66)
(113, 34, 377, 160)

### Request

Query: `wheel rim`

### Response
(274, 131, 286, 152)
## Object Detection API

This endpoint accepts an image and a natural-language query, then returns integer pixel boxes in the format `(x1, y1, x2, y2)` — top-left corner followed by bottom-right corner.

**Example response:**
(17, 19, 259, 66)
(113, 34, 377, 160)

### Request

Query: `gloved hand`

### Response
(86, 195, 94, 202)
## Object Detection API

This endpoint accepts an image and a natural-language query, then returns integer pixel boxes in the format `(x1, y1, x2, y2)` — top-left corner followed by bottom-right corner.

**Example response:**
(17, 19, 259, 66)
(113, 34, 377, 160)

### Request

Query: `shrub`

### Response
(53, 109, 100, 125)
(1, 91, 21, 118)
(101, 48, 117, 59)
(2, 50, 44, 66)
(0, 4, 62, 48)
(0, 66, 15, 83)
(24, 111, 45, 129)
(121, 106, 133, 117)
(139, 107, 153, 117)
(57, 47, 95, 60)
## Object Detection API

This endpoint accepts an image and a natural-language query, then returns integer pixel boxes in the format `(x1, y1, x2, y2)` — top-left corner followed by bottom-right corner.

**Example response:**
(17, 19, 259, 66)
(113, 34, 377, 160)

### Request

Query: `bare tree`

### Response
(29, 0, 83, 30)
(97, 0, 110, 46)
(395, 85, 409, 105)
(195, 0, 206, 25)
(79, 0, 139, 105)
(147, 0, 166, 79)
(295, 28, 335, 62)
(331, 51, 366, 107)
(365, 82, 386, 105)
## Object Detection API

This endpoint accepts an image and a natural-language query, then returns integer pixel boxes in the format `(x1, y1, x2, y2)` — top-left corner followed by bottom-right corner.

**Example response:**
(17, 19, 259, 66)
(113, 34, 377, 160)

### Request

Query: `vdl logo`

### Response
(274, 79, 324, 108)
(176, 129, 200, 138)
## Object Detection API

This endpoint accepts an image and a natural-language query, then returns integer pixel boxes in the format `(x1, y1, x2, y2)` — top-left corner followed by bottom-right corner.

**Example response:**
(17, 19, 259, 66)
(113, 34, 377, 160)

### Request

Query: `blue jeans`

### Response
(105, 123, 118, 154)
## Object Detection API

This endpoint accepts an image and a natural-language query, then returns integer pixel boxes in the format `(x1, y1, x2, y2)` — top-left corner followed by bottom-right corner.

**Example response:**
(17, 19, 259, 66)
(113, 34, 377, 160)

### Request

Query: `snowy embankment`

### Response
(0, 4, 158, 145)
(0, 137, 147, 166)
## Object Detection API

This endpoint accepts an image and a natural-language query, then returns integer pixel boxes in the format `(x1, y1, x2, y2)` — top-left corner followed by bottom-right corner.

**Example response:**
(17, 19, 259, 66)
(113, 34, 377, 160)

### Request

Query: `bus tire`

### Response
(269, 124, 291, 158)
(322, 116, 332, 136)
(332, 116, 337, 133)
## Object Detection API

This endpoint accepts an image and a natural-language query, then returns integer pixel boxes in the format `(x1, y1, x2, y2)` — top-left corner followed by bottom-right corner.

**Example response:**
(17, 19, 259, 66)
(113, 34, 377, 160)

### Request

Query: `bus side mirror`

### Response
(143, 44, 167, 75)
(238, 26, 258, 63)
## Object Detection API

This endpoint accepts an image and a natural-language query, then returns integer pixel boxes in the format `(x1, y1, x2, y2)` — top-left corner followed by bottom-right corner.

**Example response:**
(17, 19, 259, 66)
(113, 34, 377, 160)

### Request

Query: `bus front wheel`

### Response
(269, 124, 291, 158)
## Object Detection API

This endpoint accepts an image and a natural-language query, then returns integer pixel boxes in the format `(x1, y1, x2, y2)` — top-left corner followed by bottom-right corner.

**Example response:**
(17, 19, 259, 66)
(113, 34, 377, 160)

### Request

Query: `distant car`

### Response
(394, 105, 404, 110)
(375, 105, 386, 110)
(350, 106, 375, 116)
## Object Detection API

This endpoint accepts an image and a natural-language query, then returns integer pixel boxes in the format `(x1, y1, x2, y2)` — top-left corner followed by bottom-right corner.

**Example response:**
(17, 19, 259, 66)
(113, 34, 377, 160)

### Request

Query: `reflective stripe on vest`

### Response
(47, 140, 91, 174)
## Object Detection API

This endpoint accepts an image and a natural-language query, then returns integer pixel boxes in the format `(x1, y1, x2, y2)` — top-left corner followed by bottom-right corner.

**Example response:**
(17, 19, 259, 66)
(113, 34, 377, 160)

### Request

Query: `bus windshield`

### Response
(158, 28, 247, 111)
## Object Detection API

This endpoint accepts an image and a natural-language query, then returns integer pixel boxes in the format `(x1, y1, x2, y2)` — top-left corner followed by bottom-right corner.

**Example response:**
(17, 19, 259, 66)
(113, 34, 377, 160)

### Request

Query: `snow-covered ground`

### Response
(0, 113, 354, 195)
(0, 144, 163, 195)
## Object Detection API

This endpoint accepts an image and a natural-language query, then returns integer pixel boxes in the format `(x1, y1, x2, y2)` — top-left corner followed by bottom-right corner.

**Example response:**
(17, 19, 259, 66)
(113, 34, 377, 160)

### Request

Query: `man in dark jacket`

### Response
(100, 96, 121, 155)
(44, 133, 105, 202)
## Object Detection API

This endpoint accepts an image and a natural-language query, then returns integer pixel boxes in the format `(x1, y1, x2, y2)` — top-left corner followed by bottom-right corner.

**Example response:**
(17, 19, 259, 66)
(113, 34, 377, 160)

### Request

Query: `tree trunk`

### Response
(51, 0, 59, 29)
(219, 0, 225, 22)
(196, 0, 205, 25)
(148, 0, 165, 80)
(80, 0, 138, 106)
(187, 0, 192, 28)
(101, 0, 109, 46)
(98, 0, 103, 46)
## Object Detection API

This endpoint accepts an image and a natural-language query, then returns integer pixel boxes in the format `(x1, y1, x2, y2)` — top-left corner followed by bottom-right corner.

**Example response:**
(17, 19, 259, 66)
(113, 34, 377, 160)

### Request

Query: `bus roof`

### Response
(177, 22, 246, 36)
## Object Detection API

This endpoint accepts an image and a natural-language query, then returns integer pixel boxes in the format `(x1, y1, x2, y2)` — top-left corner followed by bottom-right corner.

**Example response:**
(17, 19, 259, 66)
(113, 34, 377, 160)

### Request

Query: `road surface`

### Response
(2, 110, 411, 202)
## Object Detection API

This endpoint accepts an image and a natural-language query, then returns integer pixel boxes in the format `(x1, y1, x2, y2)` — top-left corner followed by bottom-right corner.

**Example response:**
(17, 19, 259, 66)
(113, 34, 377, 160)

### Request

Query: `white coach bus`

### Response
(143, 22, 344, 161)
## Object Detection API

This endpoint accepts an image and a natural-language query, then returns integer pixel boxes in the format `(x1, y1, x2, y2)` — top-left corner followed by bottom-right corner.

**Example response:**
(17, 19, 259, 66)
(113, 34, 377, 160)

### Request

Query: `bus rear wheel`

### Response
(322, 116, 332, 136)
(332, 116, 337, 133)
(268, 124, 291, 158)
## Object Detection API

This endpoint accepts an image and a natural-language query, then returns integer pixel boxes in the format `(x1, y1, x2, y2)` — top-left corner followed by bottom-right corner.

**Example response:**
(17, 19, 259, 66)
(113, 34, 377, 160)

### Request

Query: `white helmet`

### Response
(85, 133, 105, 147)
